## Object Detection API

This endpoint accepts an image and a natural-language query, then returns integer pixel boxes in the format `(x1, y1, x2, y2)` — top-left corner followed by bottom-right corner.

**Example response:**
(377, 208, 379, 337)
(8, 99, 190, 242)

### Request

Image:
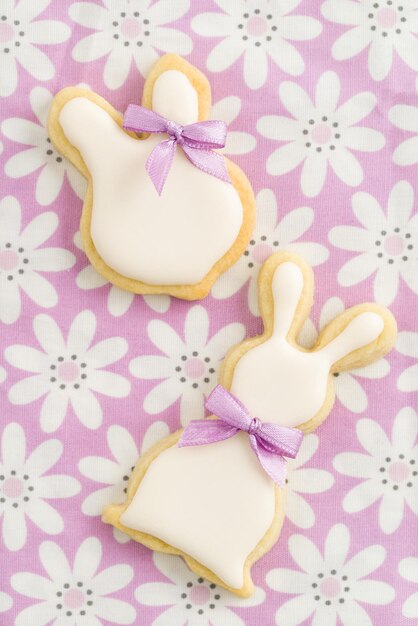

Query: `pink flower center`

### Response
(0, 250, 19, 271)
(252, 242, 273, 264)
(58, 361, 80, 382)
(311, 123, 333, 145)
(388, 461, 410, 483)
(376, 7, 397, 28)
(63, 589, 85, 609)
(320, 577, 341, 598)
(384, 234, 404, 256)
(120, 18, 142, 39)
(246, 15, 268, 36)
(2, 477, 24, 498)
(189, 585, 210, 605)
(184, 358, 205, 379)
(0, 22, 14, 43)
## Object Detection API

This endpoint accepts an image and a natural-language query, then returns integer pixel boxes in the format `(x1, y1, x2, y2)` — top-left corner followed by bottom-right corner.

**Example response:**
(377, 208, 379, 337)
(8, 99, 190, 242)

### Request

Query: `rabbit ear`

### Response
(317, 305, 396, 371)
(258, 253, 314, 341)
(151, 70, 199, 125)
(142, 54, 211, 125)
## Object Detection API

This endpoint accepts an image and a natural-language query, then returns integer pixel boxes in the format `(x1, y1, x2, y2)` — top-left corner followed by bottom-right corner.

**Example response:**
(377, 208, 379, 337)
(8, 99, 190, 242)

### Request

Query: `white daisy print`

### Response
(0, 367, 6, 384)
(69, 0, 192, 89)
(257, 71, 385, 197)
(329, 181, 418, 306)
(136, 552, 265, 626)
(0, 196, 75, 325)
(299, 297, 390, 413)
(333, 408, 418, 534)
(267, 524, 395, 626)
(212, 189, 329, 315)
(399, 557, 418, 618)
(322, 0, 418, 81)
(11, 537, 136, 626)
(2, 87, 86, 206)
(0, 0, 71, 97)
(74, 232, 171, 317)
(129, 305, 246, 425)
(212, 96, 256, 155)
(5, 310, 130, 433)
(389, 77, 418, 166)
(397, 330, 418, 392)
(286, 434, 335, 529)
(0, 423, 80, 551)
(79, 421, 169, 543)
(192, 0, 322, 90)
(0, 591, 12, 614)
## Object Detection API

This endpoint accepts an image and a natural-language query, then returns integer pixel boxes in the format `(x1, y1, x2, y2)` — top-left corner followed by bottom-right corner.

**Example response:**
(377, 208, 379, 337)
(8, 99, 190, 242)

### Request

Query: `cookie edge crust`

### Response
(102, 251, 397, 596)
(47, 53, 255, 300)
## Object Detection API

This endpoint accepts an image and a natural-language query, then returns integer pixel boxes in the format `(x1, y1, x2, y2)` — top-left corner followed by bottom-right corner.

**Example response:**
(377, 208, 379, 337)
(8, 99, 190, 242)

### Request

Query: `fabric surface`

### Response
(0, 1, 417, 625)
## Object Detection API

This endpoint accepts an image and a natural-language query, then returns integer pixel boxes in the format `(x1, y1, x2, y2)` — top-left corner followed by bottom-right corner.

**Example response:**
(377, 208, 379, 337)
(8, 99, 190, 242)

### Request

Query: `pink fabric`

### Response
(0, 1, 417, 625)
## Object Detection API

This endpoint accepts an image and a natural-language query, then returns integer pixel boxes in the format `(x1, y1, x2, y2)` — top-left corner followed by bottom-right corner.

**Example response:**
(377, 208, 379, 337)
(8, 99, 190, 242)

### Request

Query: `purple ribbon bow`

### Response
(178, 385, 303, 486)
(123, 105, 231, 195)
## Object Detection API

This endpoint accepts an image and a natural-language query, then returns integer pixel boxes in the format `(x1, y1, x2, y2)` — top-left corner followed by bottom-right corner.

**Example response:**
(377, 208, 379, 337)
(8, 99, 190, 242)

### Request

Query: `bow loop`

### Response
(123, 104, 230, 195)
(179, 385, 303, 486)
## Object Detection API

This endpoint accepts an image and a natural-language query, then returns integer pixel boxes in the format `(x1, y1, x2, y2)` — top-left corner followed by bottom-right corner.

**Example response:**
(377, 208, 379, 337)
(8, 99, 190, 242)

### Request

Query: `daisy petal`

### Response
(357, 418, 391, 456)
(324, 524, 350, 570)
(191, 12, 234, 37)
(333, 452, 375, 479)
(315, 71, 340, 112)
(26, 21, 71, 44)
(224, 130, 256, 155)
(335, 373, 368, 413)
(153, 27, 192, 55)
(71, 32, 112, 63)
(392, 406, 417, 451)
(337, 253, 377, 287)
(36, 162, 65, 206)
(354, 359, 390, 379)
(0, 195, 21, 237)
(67, 310, 96, 354)
(147, 0, 189, 25)
(206, 323, 246, 361)
(394, 30, 418, 71)
(268, 37, 304, 76)
(387, 180, 414, 227)
(265, 567, 309, 593)
(243, 46, 268, 90)
(5, 147, 46, 178)
(0, 278, 20, 324)
(74, 537, 102, 580)
(0, 53, 17, 97)
(71, 389, 103, 429)
(3, 345, 46, 373)
(8, 375, 49, 405)
(185, 305, 209, 349)
(39, 540, 71, 579)
(351, 579, 395, 604)
(25, 439, 62, 476)
(93, 564, 133, 595)
(135, 582, 185, 606)
(15, 0, 51, 21)
(285, 490, 315, 528)
(331, 26, 370, 60)
(103, 46, 133, 91)
(338, 601, 373, 626)
(1, 118, 44, 146)
(82, 485, 120, 515)
(11, 573, 51, 600)
(14, 602, 56, 626)
(329, 147, 363, 187)
(40, 390, 69, 433)
(393, 136, 418, 166)
(257, 115, 300, 141)
(66, 163, 86, 199)
(401, 261, 418, 299)
(266, 142, 306, 176)
(30, 247, 75, 272)
(343, 127, 385, 152)
(280, 15, 322, 41)
(143, 378, 181, 414)
(19, 272, 58, 308)
(36, 474, 80, 499)
(274, 595, 315, 626)
(389, 104, 418, 133)
(397, 331, 418, 358)
(290, 468, 334, 494)
(398, 363, 418, 392)
(352, 191, 387, 230)
(289, 534, 323, 573)
(368, 38, 393, 81)
(142, 294, 170, 314)
(141, 421, 170, 453)
(147, 320, 184, 356)
(25, 499, 63, 535)
(337, 92, 377, 126)
(276, 206, 313, 243)
(132, 45, 159, 78)
(129, 355, 173, 380)
(152, 552, 191, 584)
(87, 370, 130, 398)
(86, 337, 128, 368)
(108, 425, 139, 466)
(301, 154, 327, 197)
(15, 44, 55, 81)
(343, 479, 382, 513)
(68, 2, 109, 29)
(255, 188, 280, 231)
(279, 81, 314, 119)
(374, 266, 399, 306)
(344, 544, 386, 579)
(94, 597, 136, 624)
(399, 557, 418, 583)
(328, 226, 371, 252)
(206, 37, 243, 73)
(180, 387, 205, 424)
(107, 288, 134, 317)
(1, 422, 26, 467)
(21, 211, 58, 249)
(3, 507, 26, 550)
(76, 265, 108, 290)
(321, 0, 365, 25)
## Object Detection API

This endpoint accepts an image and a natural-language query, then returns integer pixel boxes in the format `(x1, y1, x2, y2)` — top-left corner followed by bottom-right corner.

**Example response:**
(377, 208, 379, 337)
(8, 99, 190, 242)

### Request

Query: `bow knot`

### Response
(178, 385, 304, 486)
(123, 104, 231, 195)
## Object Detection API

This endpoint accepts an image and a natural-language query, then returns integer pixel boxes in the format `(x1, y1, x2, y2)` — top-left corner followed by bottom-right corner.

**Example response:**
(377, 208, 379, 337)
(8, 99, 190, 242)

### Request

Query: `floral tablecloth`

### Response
(0, 1, 417, 625)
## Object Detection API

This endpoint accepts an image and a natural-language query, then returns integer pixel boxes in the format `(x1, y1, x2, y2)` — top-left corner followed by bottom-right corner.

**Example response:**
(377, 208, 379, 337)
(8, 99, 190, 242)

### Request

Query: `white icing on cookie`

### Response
(58, 71, 243, 285)
(120, 262, 386, 589)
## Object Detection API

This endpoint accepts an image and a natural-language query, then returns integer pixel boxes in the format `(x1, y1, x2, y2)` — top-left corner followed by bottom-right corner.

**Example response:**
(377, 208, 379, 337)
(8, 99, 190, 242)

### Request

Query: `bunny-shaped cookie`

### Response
(103, 252, 396, 596)
(48, 55, 254, 300)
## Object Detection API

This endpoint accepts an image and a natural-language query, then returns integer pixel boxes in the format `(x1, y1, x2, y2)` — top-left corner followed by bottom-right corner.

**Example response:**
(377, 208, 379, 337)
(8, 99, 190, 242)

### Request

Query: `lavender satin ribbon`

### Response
(123, 105, 231, 195)
(178, 385, 304, 486)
